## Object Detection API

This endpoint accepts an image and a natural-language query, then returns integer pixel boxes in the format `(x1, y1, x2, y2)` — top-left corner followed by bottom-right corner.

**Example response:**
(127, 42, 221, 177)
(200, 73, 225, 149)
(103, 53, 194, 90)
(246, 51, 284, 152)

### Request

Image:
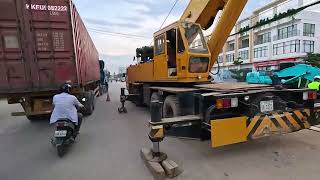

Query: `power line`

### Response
(89, 28, 150, 38)
(158, 0, 180, 30)
(89, 0, 181, 42)
(90, 30, 147, 40)
(147, 0, 180, 45)
(88, 28, 151, 40)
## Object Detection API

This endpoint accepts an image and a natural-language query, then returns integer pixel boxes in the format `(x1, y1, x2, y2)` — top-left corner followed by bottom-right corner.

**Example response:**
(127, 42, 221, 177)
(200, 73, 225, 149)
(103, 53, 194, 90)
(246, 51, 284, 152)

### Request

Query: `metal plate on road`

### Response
(54, 130, 67, 137)
(260, 100, 274, 112)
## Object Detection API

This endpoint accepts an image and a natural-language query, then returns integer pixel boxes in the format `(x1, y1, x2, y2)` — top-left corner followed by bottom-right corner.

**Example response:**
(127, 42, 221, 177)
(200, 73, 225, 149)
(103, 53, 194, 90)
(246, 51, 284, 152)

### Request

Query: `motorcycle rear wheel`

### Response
(57, 145, 65, 158)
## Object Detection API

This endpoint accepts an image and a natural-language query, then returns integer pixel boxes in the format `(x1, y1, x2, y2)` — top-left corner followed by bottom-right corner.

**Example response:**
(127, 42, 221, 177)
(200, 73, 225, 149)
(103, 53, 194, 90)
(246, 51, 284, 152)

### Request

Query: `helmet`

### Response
(61, 83, 72, 94)
(314, 76, 320, 81)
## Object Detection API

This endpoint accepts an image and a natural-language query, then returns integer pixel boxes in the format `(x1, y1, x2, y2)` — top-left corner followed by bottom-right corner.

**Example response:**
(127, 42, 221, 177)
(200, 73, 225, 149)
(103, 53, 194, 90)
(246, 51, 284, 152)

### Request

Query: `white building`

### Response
(213, 0, 320, 73)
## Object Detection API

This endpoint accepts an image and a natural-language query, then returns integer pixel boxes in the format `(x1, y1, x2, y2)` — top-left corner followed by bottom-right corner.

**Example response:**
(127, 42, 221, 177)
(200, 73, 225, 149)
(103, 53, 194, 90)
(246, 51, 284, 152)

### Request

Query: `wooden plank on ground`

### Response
(310, 126, 320, 132)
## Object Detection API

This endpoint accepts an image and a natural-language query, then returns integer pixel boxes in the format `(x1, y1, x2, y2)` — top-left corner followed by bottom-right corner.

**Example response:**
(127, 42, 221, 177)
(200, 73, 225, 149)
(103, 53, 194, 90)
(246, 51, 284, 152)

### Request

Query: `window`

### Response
(226, 53, 234, 63)
(288, 40, 300, 53)
(217, 55, 223, 63)
(154, 34, 165, 55)
(277, 24, 298, 40)
(254, 46, 268, 58)
(177, 29, 185, 53)
(239, 50, 249, 60)
(240, 38, 249, 49)
(166, 29, 177, 69)
(256, 32, 271, 45)
(303, 23, 315, 37)
(184, 23, 208, 54)
(227, 41, 235, 51)
(303, 40, 314, 53)
(189, 57, 209, 73)
(273, 40, 300, 55)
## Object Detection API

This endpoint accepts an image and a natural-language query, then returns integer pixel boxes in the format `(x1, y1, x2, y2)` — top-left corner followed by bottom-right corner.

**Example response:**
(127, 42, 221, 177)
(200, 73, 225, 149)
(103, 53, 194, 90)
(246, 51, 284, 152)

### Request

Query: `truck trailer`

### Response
(0, 0, 105, 120)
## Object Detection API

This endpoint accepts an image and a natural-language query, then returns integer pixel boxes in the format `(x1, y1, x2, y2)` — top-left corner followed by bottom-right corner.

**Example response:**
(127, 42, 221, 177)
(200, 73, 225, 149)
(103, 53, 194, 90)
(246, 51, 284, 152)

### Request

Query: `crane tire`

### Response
(163, 95, 181, 118)
(150, 92, 161, 103)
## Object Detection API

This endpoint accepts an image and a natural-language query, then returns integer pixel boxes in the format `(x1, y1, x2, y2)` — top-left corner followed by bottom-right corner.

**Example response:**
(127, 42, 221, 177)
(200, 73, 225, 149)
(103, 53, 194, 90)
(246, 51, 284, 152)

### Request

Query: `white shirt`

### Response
(50, 93, 83, 124)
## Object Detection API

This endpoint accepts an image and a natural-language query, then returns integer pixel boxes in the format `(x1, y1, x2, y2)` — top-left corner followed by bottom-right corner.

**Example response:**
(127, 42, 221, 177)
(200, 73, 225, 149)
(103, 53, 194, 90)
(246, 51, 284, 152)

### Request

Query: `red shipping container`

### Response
(0, 0, 100, 94)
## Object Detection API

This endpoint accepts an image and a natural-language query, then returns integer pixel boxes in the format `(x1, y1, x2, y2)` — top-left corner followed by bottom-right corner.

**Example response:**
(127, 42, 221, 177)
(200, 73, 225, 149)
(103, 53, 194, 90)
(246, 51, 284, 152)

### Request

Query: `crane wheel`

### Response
(150, 92, 161, 103)
(163, 95, 181, 118)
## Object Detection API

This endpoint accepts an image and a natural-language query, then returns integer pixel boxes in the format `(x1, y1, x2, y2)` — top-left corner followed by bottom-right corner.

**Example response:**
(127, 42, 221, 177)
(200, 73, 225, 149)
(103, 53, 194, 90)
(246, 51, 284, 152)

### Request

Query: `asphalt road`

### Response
(1, 82, 320, 180)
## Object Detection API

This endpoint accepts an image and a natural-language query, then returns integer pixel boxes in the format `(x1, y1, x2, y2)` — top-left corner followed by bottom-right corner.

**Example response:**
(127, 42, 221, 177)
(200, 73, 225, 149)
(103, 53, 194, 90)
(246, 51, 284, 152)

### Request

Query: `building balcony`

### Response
(254, 39, 271, 46)
(239, 45, 250, 49)
(273, 30, 300, 41)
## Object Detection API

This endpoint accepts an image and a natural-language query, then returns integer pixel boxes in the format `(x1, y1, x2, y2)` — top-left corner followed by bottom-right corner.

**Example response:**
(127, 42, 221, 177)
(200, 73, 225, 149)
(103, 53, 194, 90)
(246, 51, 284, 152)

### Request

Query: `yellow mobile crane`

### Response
(123, 0, 320, 148)
(128, 0, 246, 84)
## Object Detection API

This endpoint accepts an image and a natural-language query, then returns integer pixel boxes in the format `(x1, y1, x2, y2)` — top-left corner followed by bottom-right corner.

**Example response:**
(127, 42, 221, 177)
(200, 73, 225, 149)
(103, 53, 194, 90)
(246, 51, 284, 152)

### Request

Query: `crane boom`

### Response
(181, 0, 248, 69)
(180, 0, 226, 30)
(127, 0, 249, 85)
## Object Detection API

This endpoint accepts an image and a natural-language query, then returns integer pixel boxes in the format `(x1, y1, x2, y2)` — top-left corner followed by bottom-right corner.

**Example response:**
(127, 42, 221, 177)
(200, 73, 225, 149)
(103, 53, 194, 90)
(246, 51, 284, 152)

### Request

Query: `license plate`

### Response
(54, 130, 67, 137)
(260, 100, 274, 112)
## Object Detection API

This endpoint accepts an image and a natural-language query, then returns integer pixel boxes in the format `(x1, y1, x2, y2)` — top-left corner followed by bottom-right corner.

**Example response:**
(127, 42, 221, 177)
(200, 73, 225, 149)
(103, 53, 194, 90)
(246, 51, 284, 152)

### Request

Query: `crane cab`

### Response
(127, 21, 211, 84)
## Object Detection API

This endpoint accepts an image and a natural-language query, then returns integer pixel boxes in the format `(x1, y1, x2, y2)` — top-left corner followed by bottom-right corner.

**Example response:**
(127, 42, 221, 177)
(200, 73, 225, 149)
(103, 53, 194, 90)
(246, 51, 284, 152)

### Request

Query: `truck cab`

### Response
(127, 21, 211, 85)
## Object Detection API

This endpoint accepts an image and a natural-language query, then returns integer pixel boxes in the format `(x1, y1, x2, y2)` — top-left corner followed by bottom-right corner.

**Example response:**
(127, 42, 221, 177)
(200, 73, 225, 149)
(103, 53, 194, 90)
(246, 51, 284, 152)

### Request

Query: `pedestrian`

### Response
(308, 76, 320, 91)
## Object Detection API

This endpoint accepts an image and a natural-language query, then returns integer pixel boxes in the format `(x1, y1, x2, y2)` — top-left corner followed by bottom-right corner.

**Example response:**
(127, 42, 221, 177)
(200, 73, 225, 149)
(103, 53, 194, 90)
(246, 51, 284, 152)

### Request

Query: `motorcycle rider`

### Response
(50, 83, 84, 134)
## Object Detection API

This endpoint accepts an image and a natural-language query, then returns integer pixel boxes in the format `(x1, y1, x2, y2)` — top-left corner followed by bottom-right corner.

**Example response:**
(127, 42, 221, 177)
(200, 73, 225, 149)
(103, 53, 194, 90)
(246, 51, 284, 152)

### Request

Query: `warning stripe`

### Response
(301, 111, 309, 118)
(304, 109, 311, 116)
(247, 116, 260, 134)
(253, 116, 279, 138)
(94, 87, 100, 97)
(294, 110, 305, 121)
(273, 113, 290, 132)
(291, 113, 305, 129)
(269, 117, 281, 129)
(247, 116, 263, 138)
(304, 121, 311, 129)
(281, 115, 296, 131)
(149, 128, 163, 139)
(150, 129, 158, 137)
(296, 110, 311, 128)
(247, 109, 312, 139)
(284, 112, 301, 130)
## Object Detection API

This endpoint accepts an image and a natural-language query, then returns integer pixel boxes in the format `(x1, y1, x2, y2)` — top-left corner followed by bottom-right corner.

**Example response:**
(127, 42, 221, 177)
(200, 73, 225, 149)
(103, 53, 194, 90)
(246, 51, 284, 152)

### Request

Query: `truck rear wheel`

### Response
(163, 95, 181, 118)
(27, 115, 48, 121)
(83, 91, 95, 116)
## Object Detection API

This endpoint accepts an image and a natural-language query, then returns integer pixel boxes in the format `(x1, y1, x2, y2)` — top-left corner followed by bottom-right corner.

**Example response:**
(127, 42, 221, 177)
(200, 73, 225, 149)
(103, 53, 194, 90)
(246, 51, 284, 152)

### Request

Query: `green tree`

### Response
(304, 53, 320, 68)
(230, 57, 246, 82)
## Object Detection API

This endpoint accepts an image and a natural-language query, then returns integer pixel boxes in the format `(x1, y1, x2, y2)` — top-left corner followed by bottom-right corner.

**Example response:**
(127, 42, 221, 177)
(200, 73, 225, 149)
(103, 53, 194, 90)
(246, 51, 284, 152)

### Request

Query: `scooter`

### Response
(51, 118, 79, 157)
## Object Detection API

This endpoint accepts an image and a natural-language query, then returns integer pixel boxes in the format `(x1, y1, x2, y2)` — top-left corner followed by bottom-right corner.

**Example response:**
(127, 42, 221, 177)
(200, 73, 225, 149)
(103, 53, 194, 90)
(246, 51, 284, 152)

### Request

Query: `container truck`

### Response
(0, 0, 105, 120)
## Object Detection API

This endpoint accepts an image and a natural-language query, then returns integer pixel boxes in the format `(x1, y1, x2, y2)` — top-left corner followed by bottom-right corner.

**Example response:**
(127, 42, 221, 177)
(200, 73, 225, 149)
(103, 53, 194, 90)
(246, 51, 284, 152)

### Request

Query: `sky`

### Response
(73, 0, 318, 73)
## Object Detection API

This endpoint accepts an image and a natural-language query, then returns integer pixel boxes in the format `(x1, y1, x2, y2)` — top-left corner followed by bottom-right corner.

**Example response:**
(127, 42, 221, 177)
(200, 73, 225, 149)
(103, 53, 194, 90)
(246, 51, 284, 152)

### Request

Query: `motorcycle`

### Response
(51, 118, 79, 157)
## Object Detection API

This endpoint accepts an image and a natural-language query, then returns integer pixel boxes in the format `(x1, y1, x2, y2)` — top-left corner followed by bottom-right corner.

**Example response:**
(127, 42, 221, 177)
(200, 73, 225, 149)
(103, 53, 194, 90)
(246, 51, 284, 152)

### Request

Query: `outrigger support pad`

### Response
(118, 88, 127, 113)
(140, 100, 182, 179)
